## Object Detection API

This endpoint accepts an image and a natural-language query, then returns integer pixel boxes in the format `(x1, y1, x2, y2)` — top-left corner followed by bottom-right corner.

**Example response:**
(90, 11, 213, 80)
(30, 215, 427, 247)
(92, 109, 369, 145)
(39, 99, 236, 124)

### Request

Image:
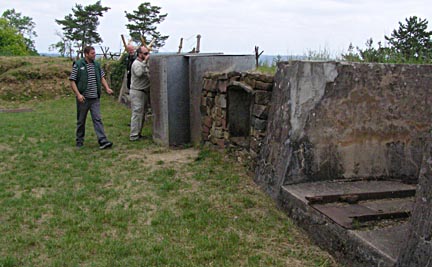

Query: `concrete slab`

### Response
(279, 180, 415, 266)
(287, 180, 417, 204)
(354, 224, 408, 261)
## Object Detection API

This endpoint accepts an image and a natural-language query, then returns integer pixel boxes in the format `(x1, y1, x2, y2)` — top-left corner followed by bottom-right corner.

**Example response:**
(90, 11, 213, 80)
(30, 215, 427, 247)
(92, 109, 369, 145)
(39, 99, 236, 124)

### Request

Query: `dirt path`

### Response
(125, 147, 200, 171)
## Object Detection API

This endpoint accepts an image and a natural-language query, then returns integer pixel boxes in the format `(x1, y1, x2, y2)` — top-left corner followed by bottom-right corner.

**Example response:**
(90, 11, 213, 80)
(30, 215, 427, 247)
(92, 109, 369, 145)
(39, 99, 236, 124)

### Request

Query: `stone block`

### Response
(221, 118, 227, 130)
(217, 73, 228, 80)
(230, 76, 241, 82)
(228, 71, 241, 78)
(203, 116, 212, 128)
(202, 132, 209, 141)
(255, 91, 272, 105)
(253, 104, 269, 119)
(203, 79, 212, 91)
(216, 94, 227, 108)
(200, 104, 207, 115)
(255, 80, 273, 91)
(258, 74, 274, 83)
(253, 117, 267, 131)
(218, 80, 228, 93)
(206, 96, 215, 108)
(215, 138, 225, 148)
(244, 76, 256, 88)
(212, 127, 224, 139)
(202, 124, 210, 134)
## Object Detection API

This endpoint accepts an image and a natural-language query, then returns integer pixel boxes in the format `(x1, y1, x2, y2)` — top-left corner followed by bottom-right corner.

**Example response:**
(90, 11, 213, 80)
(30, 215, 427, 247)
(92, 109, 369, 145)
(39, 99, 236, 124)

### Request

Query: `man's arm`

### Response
(70, 80, 85, 103)
(101, 76, 113, 95)
(132, 61, 150, 79)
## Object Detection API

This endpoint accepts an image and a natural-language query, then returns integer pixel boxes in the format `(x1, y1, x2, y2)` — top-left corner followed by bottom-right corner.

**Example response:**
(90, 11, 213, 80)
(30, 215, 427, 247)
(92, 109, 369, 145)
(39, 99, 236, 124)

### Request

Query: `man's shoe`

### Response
(129, 135, 145, 142)
(76, 143, 84, 149)
(99, 141, 113, 150)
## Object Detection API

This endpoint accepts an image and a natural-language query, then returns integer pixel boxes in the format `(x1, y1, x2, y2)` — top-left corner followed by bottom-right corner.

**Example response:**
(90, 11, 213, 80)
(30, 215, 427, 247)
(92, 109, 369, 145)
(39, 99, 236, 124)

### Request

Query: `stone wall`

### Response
(396, 137, 432, 266)
(200, 71, 273, 167)
(255, 61, 432, 198)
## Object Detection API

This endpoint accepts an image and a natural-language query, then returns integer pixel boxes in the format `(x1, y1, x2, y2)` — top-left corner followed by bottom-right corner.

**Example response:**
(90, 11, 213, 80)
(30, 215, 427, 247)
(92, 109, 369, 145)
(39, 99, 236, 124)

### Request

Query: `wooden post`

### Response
(196, 34, 201, 53)
(140, 36, 148, 49)
(147, 38, 156, 51)
(178, 38, 183, 54)
(100, 46, 109, 59)
(254, 46, 264, 68)
(121, 34, 127, 51)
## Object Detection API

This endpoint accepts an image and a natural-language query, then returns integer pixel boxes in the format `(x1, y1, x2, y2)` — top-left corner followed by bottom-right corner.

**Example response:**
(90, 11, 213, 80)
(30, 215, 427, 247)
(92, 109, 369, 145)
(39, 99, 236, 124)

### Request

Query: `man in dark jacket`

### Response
(126, 44, 136, 91)
(69, 46, 114, 149)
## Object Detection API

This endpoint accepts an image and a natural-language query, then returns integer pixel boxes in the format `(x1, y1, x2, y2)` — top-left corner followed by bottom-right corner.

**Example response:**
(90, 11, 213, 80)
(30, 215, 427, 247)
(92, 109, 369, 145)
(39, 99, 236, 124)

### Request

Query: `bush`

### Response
(101, 53, 128, 96)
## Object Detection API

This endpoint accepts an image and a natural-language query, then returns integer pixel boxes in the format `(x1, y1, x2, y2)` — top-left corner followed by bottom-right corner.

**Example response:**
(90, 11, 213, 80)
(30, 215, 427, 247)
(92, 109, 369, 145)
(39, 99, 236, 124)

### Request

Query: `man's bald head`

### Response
(127, 45, 135, 55)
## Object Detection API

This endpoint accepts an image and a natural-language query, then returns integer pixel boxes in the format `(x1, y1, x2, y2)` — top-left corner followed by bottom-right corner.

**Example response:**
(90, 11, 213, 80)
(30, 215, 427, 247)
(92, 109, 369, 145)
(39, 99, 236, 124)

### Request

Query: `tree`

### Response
(385, 16, 432, 61)
(125, 2, 168, 50)
(49, 31, 74, 58)
(55, 1, 110, 58)
(342, 16, 432, 64)
(1, 8, 38, 54)
(0, 18, 29, 56)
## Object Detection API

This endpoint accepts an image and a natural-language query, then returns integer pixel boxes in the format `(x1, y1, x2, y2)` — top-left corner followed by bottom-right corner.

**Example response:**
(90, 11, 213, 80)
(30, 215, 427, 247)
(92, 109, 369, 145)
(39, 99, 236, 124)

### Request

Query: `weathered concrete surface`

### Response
(256, 61, 432, 198)
(150, 53, 254, 146)
(396, 140, 432, 266)
(149, 54, 190, 146)
(280, 180, 412, 266)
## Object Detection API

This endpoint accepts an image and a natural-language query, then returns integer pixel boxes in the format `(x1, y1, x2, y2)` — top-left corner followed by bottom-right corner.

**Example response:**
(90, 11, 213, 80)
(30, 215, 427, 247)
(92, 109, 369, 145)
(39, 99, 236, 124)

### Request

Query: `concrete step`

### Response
(279, 179, 416, 267)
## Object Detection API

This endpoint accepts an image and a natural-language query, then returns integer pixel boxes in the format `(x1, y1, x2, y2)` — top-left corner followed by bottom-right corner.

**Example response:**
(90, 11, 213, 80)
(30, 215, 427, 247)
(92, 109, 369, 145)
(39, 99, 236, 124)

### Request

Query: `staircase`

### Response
(279, 179, 417, 267)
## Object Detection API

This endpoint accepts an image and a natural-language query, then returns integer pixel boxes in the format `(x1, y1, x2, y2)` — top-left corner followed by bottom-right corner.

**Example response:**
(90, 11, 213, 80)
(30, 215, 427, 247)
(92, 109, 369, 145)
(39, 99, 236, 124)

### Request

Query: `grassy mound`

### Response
(0, 56, 73, 101)
(0, 56, 126, 103)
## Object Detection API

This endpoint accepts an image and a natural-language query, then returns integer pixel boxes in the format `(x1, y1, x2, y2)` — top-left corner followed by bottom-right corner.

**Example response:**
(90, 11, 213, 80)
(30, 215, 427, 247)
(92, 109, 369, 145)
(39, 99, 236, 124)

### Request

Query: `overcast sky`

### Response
(1, 0, 431, 56)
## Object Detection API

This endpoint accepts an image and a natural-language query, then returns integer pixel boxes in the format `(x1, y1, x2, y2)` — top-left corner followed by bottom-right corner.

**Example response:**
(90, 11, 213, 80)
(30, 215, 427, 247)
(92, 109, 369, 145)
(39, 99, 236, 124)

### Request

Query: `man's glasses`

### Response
(142, 52, 149, 56)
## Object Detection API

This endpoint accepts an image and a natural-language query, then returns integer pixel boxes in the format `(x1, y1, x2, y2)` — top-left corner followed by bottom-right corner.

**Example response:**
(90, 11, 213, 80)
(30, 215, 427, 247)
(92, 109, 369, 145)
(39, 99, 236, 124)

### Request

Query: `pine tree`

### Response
(385, 16, 432, 61)
(55, 1, 110, 58)
(125, 2, 168, 50)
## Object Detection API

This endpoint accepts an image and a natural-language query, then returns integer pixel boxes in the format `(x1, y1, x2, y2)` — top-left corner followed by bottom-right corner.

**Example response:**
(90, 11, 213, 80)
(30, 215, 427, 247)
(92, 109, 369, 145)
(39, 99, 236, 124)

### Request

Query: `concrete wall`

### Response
(149, 54, 190, 146)
(149, 53, 255, 146)
(188, 55, 256, 144)
(253, 61, 432, 198)
(396, 138, 432, 266)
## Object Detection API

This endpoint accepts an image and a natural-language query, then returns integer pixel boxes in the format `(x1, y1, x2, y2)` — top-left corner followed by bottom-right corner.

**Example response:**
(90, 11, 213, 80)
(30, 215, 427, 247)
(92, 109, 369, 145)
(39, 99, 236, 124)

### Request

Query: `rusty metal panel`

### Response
(312, 197, 414, 229)
(313, 203, 373, 228)
(306, 189, 416, 204)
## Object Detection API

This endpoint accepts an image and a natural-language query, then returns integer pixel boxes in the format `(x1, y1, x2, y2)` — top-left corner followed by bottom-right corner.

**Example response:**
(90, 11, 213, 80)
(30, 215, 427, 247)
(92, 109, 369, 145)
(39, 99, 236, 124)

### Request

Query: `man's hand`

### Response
(77, 94, 85, 103)
(106, 88, 114, 95)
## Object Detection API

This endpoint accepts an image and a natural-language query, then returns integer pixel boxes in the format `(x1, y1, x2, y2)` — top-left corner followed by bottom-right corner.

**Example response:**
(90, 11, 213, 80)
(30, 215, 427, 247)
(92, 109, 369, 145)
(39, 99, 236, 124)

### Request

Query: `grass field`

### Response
(0, 65, 337, 266)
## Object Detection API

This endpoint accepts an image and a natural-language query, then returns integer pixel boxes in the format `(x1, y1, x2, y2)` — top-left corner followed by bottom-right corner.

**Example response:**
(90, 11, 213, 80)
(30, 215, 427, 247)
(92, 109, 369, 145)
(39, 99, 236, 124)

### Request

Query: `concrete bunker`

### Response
(200, 60, 432, 267)
(254, 61, 432, 267)
(146, 53, 255, 146)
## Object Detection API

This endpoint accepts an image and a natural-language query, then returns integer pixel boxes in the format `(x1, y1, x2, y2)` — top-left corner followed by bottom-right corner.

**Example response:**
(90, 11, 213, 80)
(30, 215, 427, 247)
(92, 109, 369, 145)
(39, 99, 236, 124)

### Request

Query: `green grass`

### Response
(0, 96, 337, 267)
